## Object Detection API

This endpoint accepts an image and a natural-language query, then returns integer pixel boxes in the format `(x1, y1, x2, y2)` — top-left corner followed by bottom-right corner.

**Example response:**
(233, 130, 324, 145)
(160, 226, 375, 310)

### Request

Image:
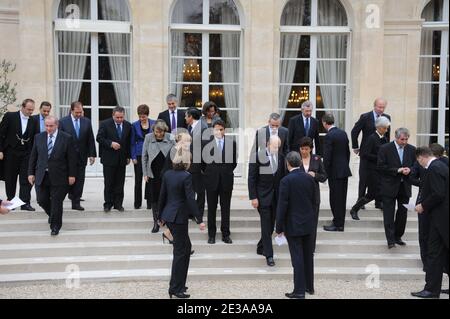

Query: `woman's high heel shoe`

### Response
(169, 292, 190, 299)
(162, 233, 173, 244)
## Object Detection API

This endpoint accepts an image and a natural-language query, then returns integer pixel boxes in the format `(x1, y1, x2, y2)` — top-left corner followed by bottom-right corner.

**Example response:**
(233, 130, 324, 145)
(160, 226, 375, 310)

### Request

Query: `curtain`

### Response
(279, 0, 304, 120)
(317, 0, 347, 128)
(100, 0, 131, 109)
(220, 5, 240, 129)
(171, 2, 186, 102)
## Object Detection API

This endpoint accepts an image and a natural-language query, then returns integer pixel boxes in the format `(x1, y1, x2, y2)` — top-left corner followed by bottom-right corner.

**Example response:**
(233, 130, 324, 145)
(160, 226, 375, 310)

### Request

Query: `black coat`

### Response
(421, 160, 449, 248)
(158, 170, 202, 225)
(248, 150, 286, 207)
(189, 120, 209, 174)
(96, 118, 132, 167)
(157, 109, 187, 133)
(288, 115, 321, 155)
(360, 132, 389, 169)
(59, 116, 97, 167)
(351, 111, 391, 151)
(201, 136, 237, 192)
(299, 155, 327, 207)
(276, 169, 316, 237)
(0, 111, 37, 154)
(323, 127, 352, 180)
(28, 131, 77, 186)
(252, 126, 290, 156)
(377, 142, 417, 198)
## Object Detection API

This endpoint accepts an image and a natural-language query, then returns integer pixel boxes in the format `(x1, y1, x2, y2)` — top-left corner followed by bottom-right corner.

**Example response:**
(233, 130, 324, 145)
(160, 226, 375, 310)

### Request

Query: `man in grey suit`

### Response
(252, 113, 289, 157)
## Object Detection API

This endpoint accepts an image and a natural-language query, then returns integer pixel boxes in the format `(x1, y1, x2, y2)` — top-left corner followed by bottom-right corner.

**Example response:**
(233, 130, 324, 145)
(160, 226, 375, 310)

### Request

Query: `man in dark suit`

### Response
(202, 119, 237, 244)
(32, 101, 52, 134)
(59, 101, 96, 211)
(0, 99, 38, 211)
(248, 135, 286, 267)
(96, 106, 132, 212)
(288, 101, 321, 155)
(351, 98, 391, 209)
(157, 94, 187, 134)
(276, 151, 316, 299)
(377, 128, 416, 248)
(322, 113, 352, 232)
(28, 116, 76, 236)
(252, 113, 289, 156)
(412, 147, 449, 299)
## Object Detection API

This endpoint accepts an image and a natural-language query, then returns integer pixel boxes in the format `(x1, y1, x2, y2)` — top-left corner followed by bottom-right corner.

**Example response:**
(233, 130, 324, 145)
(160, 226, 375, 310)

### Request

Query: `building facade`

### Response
(0, 0, 448, 176)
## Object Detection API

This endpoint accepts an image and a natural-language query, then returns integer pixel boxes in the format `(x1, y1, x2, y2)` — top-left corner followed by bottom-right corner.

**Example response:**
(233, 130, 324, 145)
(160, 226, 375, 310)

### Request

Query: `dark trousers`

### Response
(382, 184, 409, 245)
(167, 222, 191, 294)
(424, 223, 449, 294)
(329, 178, 348, 228)
(103, 165, 126, 209)
(206, 185, 232, 239)
(133, 156, 149, 209)
(352, 168, 381, 212)
(36, 173, 68, 231)
(68, 165, 86, 205)
(257, 201, 276, 258)
(311, 204, 320, 253)
(192, 172, 205, 219)
(287, 234, 314, 295)
(4, 151, 32, 204)
(358, 159, 368, 199)
(418, 212, 431, 272)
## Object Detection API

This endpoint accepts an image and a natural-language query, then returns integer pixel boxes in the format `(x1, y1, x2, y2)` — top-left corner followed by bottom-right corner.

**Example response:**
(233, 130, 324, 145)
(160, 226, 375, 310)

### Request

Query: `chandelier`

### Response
(288, 87, 309, 104)
(183, 60, 201, 81)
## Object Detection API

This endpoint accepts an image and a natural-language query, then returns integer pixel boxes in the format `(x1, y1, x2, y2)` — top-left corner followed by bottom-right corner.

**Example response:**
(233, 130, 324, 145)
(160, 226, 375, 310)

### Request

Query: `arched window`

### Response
(54, 0, 132, 127)
(170, 0, 242, 131)
(418, 0, 449, 148)
(279, 0, 350, 134)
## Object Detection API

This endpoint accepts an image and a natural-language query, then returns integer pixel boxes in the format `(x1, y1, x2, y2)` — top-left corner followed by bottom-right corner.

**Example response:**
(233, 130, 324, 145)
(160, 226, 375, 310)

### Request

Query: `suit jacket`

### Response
(96, 118, 132, 167)
(323, 127, 352, 180)
(420, 160, 449, 248)
(0, 111, 37, 154)
(32, 114, 45, 134)
(157, 109, 187, 133)
(158, 170, 203, 225)
(276, 169, 316, 237)
(130, 119, 155, 160)
(299, 155, 327, 206)
(252, 126, 289, 156)
(360, 132, 389, 169)
(201, 135, 237, 192)
(28, 131, 77, 186)
(248, 150, 286, 207)
(189, 120, 209, 174)
(351, 111, 391, 151)
(377, 142, 417, 198)
(59, 116, 97, 166)
(288, 115, 321, 155)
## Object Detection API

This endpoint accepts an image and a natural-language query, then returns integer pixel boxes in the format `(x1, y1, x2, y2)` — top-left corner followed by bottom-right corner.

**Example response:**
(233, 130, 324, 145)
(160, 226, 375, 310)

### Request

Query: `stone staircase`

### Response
(0, 208, 423, 284)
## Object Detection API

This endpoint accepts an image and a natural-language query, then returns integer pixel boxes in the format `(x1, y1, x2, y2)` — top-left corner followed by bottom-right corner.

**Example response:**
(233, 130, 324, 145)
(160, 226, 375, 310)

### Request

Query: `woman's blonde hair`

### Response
(172, 146, 192, 171)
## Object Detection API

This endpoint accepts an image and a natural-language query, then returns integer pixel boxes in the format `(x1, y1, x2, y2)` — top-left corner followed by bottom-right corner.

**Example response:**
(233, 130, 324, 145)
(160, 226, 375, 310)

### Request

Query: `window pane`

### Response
(99, 33, 130, 55)
(210, 34, 240, 57)
(447, 84, 449, 107)
(99, 108, 114, 123)
(171, 58, 202, 83)
(59, 81, 91, 106)
(210, 0, 240, 25)
(210, 60, 239, 83)
(281, 111, 301, 128)
(57, 0, 90, 19)
(422, 0, 443, 22)
(316, 86, 346, 109)
(82, 107, 92, 120)
(417, 135, 438, 147)
(172, 0, 203, 24)
(59, 56, 91, 80)
(417, 109, 439, 134)
(209, 85, 239, 109)
(418, 84, 440, 108)
(317, 35, 348, 58)
(281, 0, 311, 26)
(446, 108, 449, 134)
(420, 30, 442, 56)
(318, 0, 348, 26)
(98, 0, 130, 21)
(317, 61, 347, 84)
(419, 57, 441, 82)
(172, 33, 202, 57)
(280, 86, 311, 109)
(176, 84, 203, 108)
(99, 57, 130, 81)
(99, 83, 130, 107)
(281, 61, 309, 84)
(281, 35, 310, 59)
(57, 32, 91, 54)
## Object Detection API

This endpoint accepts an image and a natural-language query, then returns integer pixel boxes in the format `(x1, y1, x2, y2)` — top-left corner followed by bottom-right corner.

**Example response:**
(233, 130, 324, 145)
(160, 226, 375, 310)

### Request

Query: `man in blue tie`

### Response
(32, 102, 52, 134)
(157, 94, 187, 134)
(288, 101, 322, 155)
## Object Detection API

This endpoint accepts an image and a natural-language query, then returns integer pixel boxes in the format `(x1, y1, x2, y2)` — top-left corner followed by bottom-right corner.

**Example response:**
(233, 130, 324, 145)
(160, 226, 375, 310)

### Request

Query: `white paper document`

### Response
(275, 235, 288, 246)
(3, 197, 25, 211)
(403, 203, 417, 211)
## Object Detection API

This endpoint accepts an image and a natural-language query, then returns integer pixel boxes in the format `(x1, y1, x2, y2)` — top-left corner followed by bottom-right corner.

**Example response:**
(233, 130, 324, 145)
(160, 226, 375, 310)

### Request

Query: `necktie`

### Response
(171, 111, 176, 132)
(48, 134, 54, 157)
(188, 125, 193, 135)
(398, 146, 404, 164)
(305, 117, 310, 136)
(75, 119, 80, 139)
(116, 124, 122, 139)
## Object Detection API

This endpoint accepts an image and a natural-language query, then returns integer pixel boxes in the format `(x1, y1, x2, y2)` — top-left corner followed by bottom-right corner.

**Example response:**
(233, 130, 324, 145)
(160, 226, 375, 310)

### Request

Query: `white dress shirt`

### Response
(20, 111, 30, 135)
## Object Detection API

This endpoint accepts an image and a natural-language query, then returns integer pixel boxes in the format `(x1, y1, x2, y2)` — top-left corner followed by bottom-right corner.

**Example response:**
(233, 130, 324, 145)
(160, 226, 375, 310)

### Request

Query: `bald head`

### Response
(45, 116, 59, 135)
(374, 98, 387, 116)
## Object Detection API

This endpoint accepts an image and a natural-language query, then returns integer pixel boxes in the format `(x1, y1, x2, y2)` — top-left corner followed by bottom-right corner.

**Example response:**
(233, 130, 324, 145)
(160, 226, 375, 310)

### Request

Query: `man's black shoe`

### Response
(72, 205, 85, 211)
(222, 237, 233, 244)
(350, 209, 360, 221)
(208, 237, 215, 244)
(266, 257, 275, 267)
(285, 292, 305, 299)
(411, 290, 439, 299)
(51, 229, 59, 236)
(306, 289, 315, 295)
(104, 206, 112, 213)
(116, 207, 125, 212)
(388, 243, 396, 249)
(323, 224, 344, 232)
(21, 204, 35, 212)
(395, 239, 406, 246)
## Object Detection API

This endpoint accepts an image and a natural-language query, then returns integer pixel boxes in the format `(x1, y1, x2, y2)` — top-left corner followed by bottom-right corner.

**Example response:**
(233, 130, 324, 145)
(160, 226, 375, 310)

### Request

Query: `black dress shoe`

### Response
(395, 239, 406, 246)
(182, 286, 189, 292)
(169, 292, 190, 299)
(190, 250, 195, 255)
(411, 290, 439, 299)
(104, 206, 112, 213)
(208, 237, 215, 244)
(222, 237, 233, 244)
(285, 292, 305, 299)
(151, 224, 160, 233)
(51, 229, 59, 236)
(266, 257, 275, 267)
(116, 207, 125, 212)
(72, 205, 85, 211)
(306, 289, 315, 295)
(350, 209, 360, 221)
(21, 204, 35, 212)
(323, 224, 344, 232)
(388, 243, 396, 249)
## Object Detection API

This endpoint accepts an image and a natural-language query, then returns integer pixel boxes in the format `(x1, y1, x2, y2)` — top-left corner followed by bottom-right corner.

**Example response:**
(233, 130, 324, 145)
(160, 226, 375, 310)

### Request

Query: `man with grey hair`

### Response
(252, 113, 289, 157)
(351, 98, 391, 210)
(350, 116, 391, 220)
(157, 94, 187, 133)
(377, 127, 416, 249)
(288, 101, 321, 155)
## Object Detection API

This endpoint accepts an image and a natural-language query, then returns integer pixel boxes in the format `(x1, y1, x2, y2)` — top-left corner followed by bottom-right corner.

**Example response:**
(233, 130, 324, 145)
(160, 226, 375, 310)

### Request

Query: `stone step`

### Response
(0, 228, 420, 244)
(0, 253, 422, 274)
